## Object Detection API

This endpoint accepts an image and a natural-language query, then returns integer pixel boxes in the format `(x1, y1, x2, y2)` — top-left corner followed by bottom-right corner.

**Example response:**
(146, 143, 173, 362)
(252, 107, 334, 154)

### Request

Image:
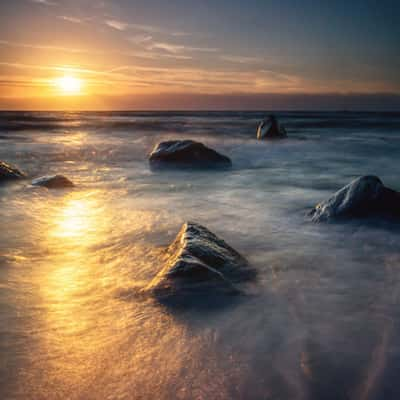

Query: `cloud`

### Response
(128, 35, 153, 45)
(1, 59, 398, 101)
(220, 55, 265, 64)
(0, 39, 195, 61)
(146, 41, 218, 54)
(30, 0, 57, 6)
(0, 40, 98, 54)
(105, 19, 129, 31)
(57, 16, 90, 24)
(104, 18, 187, 36)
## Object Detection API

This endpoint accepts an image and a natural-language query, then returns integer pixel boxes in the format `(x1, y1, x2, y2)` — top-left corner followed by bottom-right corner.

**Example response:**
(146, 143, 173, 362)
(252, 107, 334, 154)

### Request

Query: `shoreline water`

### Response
(1, 111, 400, 399)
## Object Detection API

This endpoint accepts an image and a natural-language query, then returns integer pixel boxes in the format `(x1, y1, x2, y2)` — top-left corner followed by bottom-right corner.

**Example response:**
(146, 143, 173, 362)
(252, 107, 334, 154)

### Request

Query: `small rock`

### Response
(257, 115, 287, 139)
(32, 175, 74, 189)
(149, 140, 232, 169)
(310, 175, 400, 222)
(0, 161, 25, 182)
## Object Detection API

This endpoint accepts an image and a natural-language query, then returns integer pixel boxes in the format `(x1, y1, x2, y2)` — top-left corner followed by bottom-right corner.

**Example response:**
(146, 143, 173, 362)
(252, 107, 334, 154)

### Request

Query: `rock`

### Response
(32, 175, 74, 189)
(149, 140, 232, 169)
(257, 115, 287, 139)
(310, 175, 400, 222)
(0, 161, 25, 182)
(145, 222, 255, 305)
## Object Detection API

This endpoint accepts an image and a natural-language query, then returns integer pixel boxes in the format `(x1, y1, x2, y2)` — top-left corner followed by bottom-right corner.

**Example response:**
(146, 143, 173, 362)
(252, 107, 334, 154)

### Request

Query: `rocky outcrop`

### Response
(149, 140, 232, 169)
(310, 175, 400, 222)
(257, 115, 287, 140)
(0, 161, 25, 182)
(32, 175, 74, 189)
(145, 222, 255, 305)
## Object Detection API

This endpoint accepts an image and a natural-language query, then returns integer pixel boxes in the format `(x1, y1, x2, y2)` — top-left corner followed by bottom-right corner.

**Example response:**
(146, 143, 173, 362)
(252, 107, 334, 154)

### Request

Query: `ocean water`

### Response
(0, 111, 400, 400)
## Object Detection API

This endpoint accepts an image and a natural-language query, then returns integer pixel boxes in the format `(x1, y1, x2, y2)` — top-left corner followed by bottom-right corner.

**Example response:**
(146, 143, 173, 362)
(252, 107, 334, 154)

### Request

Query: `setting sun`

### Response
(55, 76, 82, 95)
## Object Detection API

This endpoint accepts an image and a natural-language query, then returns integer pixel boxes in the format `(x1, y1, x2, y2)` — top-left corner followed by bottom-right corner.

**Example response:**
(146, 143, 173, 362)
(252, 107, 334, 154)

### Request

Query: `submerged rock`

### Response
(145, 222, 255, 305)
(257, 115, 287, 140)
(310, 175, 400, 222)
(32, 175, 74, 189)
(0, 161, 25, 182)
(149, 140, 232, 169)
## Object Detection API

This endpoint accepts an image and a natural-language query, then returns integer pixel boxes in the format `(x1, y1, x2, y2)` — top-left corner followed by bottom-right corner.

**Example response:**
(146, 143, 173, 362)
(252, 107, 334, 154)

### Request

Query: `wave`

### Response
(0, 111, 399, 133)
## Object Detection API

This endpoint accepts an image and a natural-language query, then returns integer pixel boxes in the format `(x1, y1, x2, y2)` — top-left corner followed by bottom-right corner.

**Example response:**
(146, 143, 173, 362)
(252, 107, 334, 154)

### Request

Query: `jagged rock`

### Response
(32, 175, 74, 189)
(310, 175, 400, 222)
(145, 222, 255, 305)
(0, 161, 25, 182)
(257, 115, 287, 140)
(149, 140, 232, 169)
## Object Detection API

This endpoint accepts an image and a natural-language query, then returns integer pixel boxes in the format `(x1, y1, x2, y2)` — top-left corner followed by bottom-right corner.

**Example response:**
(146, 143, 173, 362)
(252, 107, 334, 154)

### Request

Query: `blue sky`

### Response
(0, 0, 399, 109)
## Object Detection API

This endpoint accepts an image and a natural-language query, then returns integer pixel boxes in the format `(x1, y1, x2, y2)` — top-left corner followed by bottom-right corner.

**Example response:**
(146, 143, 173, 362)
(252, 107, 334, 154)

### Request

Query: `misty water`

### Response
(1, 111, 400, 400)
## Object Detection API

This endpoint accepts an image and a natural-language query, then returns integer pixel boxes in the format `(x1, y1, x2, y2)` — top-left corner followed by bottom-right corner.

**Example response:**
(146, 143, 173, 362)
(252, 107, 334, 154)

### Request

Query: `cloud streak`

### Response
(30, 0, 57, 6)
(104, 18, 187, 37)
(57, 16, 91, 24)
(4, 60, 389, 96)
(145, 41, 218, 54)
(0, 39, 194, 61)
(220, 55, 265, 64)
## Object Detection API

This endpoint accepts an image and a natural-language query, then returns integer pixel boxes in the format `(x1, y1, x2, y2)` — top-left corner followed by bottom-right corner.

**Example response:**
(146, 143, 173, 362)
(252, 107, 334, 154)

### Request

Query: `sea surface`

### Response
(0, 111, 400, 400)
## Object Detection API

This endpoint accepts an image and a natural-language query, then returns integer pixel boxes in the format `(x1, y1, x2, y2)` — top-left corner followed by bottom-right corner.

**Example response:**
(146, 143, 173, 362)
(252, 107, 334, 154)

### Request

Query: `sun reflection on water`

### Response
(37, 190, 110, 343)
(51, 194, 97, 240)
(25, 188, 196, 399)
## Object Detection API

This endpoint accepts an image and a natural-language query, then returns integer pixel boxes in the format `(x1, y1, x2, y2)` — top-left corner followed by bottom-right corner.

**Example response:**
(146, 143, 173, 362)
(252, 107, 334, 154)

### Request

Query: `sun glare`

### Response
(55, 75, 82, 95)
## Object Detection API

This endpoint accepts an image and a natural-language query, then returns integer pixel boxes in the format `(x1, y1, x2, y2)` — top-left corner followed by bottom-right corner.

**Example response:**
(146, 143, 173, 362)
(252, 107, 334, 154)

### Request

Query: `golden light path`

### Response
(21, 186, 218, 398)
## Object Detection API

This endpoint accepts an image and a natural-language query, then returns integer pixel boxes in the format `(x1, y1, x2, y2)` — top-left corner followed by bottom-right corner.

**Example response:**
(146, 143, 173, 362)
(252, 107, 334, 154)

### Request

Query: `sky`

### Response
(0, 0, 399, 110)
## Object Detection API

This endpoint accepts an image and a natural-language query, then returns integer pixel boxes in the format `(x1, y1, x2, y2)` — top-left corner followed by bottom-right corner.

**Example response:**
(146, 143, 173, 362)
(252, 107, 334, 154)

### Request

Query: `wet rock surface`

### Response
(0, 161, 25, 182)
(145, 222, 255, 306)
(257, 115, 287, 140)
(310, 175, 400, 222)
(32, 174, 74, 189)
(149, 140, 232, 169)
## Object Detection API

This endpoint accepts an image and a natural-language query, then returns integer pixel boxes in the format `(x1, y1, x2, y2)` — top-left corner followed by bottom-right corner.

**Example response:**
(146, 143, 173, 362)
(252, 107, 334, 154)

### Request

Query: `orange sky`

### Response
(0, 0, 399, 110)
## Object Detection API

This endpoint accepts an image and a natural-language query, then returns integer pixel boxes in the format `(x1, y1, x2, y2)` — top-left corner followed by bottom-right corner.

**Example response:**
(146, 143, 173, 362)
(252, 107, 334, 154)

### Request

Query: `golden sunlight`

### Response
(55, 75, 83, 95)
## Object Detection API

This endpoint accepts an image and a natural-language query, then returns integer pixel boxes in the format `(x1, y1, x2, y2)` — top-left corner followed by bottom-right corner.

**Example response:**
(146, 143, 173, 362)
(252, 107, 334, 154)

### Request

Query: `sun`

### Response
(55, 75, 82, 95)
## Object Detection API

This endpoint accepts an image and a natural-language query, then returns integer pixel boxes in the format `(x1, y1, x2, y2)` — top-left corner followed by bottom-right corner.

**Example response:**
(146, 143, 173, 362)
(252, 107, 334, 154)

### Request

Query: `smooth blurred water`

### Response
(0, 111, 400, 400)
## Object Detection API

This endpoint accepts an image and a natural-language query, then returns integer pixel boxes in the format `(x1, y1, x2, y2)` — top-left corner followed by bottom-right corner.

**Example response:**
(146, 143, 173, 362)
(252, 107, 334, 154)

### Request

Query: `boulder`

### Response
(32, 174, 74, 189)
(257, 115, 287, 140)
(0, 161, 25, 182)
(310, 175, 400, 222)
(149, 140, 232, 169)
(145, 222, 255, 305)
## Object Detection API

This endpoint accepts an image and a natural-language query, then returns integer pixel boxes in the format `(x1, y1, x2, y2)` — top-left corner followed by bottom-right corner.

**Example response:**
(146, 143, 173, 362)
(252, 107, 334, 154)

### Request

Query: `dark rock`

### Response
(145, 222, 255, 304)
(149, 140, 232, 169)
(257, 115, 287, 140)
(0, 161, 25, 182)
(310, 175, 400, 222)
(32, 175, 74, 189)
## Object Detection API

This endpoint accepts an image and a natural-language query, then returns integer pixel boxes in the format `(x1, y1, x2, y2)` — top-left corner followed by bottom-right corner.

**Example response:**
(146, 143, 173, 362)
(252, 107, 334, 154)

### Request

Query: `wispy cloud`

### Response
(220, 55, 265, 64)
(146, 41, 218, 54)
(105, 19, 129, 31)
(0, 39, 195, 61)
(30, 0, 57, 6)
(128, 35, 153, 45)
(57, 16, 91, 24)
(1, 61, 396, 97)
(0, 40, 99, 54)
(104, 18, 187, 37)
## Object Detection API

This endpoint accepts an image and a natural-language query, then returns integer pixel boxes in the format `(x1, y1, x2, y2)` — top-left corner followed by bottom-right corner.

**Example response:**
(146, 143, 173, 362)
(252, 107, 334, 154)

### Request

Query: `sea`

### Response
(0, 111, 400, 400)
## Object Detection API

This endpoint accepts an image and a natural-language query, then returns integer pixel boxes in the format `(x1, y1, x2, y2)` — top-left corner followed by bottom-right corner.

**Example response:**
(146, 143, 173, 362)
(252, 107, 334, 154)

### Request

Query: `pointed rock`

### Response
(0, 161, 25, 182)
(146, 222, 255, 304)
(257, 115, 287, 140)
